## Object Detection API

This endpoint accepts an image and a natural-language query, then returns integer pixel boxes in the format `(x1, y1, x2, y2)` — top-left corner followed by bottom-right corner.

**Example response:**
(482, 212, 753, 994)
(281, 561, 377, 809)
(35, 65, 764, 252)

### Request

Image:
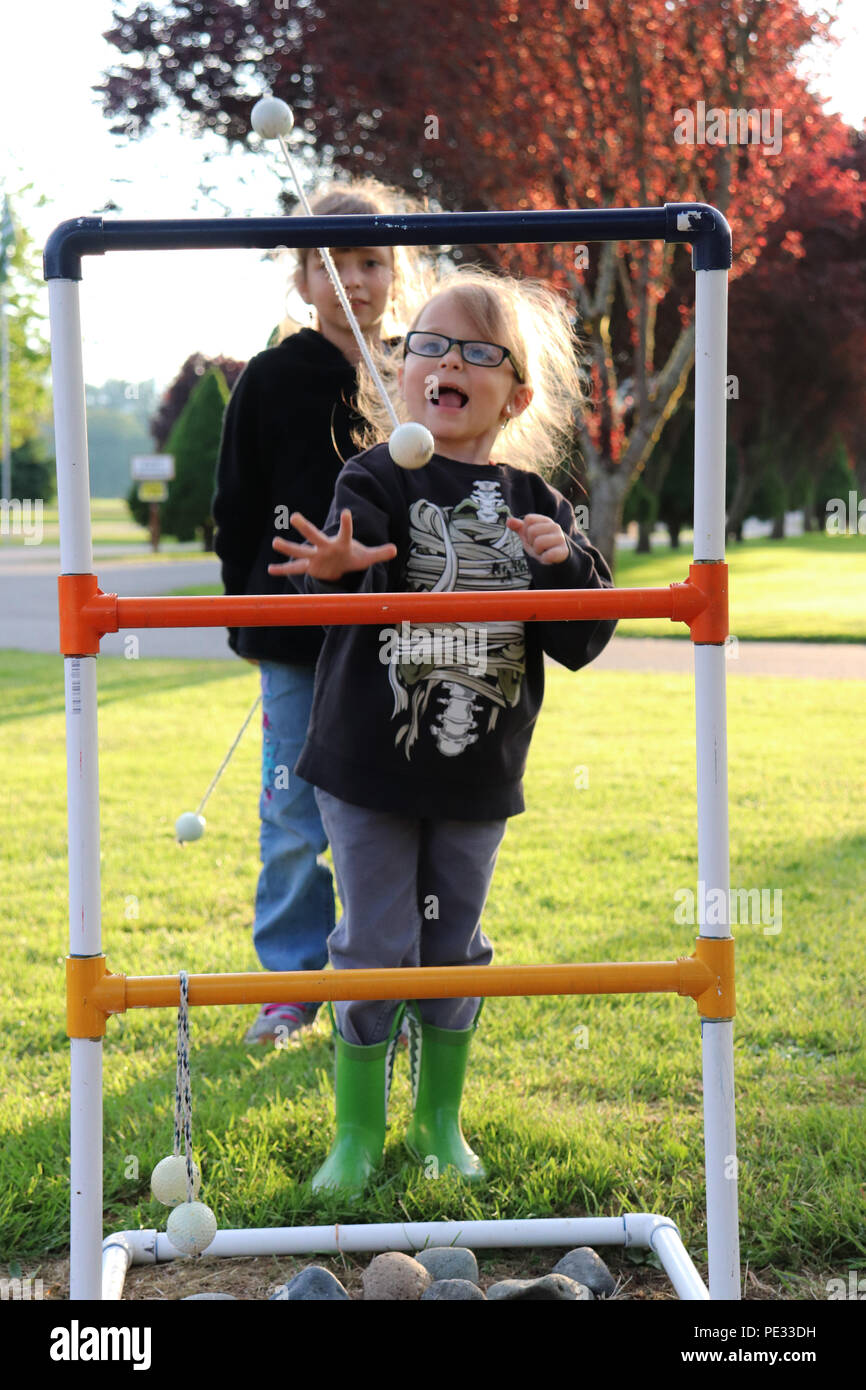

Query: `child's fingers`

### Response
(267, 558, 309, 574)
(532, 529, 566, 555)
(272, 535, 313, 557)
(288, 510, 345, 544)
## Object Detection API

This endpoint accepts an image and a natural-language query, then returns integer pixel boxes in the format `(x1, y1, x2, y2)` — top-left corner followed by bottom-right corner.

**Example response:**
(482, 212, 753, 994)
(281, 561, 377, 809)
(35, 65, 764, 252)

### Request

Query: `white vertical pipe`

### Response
(50, 277, 103, 1299)
(693, 270, 728, 562)
(71, 1039, 103, 1300)
(48, 279, 93, 575)
(693, 265, 740, 1300)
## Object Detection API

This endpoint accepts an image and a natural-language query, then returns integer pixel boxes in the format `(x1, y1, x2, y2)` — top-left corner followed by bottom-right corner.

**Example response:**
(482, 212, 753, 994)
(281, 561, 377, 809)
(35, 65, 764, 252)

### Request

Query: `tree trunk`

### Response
(771, 512, 785, 539)
(585, 466, 627, 576)
(636, 519, 652, 553)
(202, 520, 215, 551)
(668, 522, 681, 550)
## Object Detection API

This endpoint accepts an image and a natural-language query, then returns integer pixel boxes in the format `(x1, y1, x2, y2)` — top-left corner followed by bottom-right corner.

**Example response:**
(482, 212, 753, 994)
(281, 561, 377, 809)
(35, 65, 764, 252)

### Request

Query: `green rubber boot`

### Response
(311, 1007, 403, 1197)
(404, 1005, 486, 1180)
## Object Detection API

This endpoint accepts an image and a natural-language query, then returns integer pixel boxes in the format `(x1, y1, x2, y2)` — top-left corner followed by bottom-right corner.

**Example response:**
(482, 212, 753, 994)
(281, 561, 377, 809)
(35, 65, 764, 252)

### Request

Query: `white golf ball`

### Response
(151, 1154, 201, 1207)
(251, 97, 294, 140)
(166, 1200, 218, 1256)
(389, 422, 435, 470)
(175, 812, 206, 843)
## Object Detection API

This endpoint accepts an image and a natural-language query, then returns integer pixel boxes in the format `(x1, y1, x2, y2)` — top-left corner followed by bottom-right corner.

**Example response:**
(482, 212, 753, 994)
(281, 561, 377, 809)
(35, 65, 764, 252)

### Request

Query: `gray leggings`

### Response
(314, 787, 508, 1045)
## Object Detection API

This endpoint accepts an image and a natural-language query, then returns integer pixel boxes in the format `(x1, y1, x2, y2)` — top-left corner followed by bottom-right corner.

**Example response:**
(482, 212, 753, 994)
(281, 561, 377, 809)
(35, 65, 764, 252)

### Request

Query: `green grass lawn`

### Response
(0, 651, 863, 1296)
(615, 531, 866, 642)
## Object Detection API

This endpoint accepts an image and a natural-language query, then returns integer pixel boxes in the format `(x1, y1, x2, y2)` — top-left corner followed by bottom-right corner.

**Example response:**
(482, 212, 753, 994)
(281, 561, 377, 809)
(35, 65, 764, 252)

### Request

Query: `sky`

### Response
(0, 0, 863, 393)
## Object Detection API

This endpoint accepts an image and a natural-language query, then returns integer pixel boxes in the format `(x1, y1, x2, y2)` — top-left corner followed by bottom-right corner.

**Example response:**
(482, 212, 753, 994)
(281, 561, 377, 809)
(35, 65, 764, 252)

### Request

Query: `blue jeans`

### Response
(253, 661, 335, 998)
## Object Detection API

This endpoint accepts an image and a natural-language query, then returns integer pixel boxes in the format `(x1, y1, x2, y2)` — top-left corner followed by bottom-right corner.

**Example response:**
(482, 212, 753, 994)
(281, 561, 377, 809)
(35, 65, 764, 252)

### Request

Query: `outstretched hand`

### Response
(268, 509, 397, 582)
(506, 513, 569, 565)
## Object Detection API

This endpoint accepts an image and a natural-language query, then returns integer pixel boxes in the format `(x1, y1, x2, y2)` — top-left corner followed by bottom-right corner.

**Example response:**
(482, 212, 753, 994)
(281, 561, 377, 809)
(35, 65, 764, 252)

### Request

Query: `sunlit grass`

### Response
(0, 651, 863, 1285)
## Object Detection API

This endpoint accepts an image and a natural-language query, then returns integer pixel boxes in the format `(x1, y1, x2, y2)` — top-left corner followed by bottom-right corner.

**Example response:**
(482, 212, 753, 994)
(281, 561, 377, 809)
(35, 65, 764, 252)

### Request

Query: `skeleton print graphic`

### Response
(388, 480, 531, 758)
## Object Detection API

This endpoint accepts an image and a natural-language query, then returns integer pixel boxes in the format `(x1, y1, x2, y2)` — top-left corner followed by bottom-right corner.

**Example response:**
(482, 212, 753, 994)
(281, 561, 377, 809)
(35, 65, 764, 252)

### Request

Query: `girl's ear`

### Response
(293, 261, 311, 304)
(509, 384, 534, 418)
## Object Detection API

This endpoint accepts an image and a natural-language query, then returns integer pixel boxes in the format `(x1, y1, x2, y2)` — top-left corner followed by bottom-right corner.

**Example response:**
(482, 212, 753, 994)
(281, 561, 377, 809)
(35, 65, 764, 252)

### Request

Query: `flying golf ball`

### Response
(175, 812, 206, 843)
(151, 1154, 202, 1207)
(251, 97, 294, 140)
(166, 1200, 217, 1256)
(389, 422, 435, 470)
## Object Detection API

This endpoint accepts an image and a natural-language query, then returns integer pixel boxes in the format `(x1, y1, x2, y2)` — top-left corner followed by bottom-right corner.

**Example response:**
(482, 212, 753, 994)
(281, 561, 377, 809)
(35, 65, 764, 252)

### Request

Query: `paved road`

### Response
(2, 548, 864, 677)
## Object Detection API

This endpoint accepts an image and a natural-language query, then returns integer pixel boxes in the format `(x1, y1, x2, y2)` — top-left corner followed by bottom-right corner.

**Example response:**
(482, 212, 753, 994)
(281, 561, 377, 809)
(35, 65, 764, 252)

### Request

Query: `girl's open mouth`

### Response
(433, 386, 468, 409)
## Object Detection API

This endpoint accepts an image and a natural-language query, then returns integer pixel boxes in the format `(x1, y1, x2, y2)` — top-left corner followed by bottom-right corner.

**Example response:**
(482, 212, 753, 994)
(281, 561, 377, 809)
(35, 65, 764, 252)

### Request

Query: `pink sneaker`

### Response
(243, 1002, 318, 1044)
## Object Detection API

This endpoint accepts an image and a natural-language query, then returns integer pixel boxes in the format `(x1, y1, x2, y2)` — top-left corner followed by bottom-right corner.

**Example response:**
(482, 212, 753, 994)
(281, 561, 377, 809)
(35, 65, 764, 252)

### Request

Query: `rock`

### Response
(270, 1266, 349, 1300)
(362, 1252, 433, 1301)
(486, 1273, 592, 1301)
(421, 1279, 487, 1301)
(182, 1292, 237, 1300)
(552, 1247, 616, 1298)
(413, 1247, 479, 1285)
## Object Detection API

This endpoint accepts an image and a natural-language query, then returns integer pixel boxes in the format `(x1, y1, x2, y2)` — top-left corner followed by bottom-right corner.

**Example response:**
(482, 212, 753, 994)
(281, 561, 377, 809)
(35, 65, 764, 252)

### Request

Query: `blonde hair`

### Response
(353, 265, 585, 475)
(272, 176, 437, 343)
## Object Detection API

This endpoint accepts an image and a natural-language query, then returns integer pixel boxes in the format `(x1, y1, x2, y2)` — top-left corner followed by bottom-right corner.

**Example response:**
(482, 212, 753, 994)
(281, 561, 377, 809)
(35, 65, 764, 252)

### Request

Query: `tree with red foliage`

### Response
(725, 127, 866, 536)
(99, 0, 861, 566)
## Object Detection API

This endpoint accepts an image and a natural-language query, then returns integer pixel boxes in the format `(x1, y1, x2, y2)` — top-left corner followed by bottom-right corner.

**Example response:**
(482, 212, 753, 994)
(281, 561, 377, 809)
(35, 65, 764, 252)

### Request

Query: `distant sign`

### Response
(131, 454, 174, 481)
(137, 480, 168, 502)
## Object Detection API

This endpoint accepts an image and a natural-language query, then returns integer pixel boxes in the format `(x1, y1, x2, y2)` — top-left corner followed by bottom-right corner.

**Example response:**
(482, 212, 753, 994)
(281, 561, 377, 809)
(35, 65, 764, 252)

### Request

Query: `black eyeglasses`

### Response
(403, 331, 524, 382)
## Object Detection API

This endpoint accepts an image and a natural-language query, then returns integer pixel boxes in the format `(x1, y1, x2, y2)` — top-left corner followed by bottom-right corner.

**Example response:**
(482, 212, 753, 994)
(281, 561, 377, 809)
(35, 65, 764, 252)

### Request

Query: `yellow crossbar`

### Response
(67, 945, 733, 1037)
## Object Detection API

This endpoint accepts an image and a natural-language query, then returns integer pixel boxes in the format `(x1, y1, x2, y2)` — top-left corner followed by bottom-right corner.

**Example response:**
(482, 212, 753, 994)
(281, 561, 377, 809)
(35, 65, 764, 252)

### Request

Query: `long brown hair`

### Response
(272, 176, 437, 343)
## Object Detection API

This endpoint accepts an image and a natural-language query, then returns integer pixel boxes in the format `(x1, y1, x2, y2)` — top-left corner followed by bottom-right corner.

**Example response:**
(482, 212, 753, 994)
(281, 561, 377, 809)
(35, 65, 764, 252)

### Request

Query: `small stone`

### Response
(182, 1292, 237, 1300)
(414, 1247, 479, 1285)
(421, 1279, 487, 1301)
(270, 1266, 349, 1301)
(486, 1273, 593, 1301)
(553, 1247, 616, 1298)
(362, 1252, 433, 1301)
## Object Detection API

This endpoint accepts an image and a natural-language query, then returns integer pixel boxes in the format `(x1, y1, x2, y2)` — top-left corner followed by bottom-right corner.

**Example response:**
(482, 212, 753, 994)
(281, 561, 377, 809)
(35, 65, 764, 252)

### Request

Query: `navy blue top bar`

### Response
(43, 203, 731, 281)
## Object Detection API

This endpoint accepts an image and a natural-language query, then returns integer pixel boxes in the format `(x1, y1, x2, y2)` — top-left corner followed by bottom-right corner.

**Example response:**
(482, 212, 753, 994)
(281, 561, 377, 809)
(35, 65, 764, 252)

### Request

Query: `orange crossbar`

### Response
(58, 565, 728, 655)
(68, 954, 724, 1037)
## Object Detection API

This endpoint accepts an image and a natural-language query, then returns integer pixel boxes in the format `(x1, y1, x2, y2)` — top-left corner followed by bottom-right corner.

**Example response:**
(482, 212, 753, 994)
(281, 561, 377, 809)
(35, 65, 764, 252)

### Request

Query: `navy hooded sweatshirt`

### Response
(292, 442, 617, 821)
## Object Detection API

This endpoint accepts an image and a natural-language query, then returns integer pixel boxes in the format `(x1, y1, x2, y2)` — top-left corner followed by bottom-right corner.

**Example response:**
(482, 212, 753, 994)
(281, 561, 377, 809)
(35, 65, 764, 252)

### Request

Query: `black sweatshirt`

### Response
(293, 442, 617, 820)
(211, 328, 361, 664)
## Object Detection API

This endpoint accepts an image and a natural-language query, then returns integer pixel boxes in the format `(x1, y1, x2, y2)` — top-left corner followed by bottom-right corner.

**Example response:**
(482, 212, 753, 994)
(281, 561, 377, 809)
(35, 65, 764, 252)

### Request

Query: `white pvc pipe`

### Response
(652, 1223, 710, 1301)
(701, 1019, 740, 1299)
(50, 276, 105, 1301)
(103, 1213, 709, 1300)
(48, 279, 93, 576)
(694, 645, 731, 934)
(693, 265, 740, 1301)
(71, 1040, 103, 1300)
(65, 657, 102, 954)
(693, 269, 728, 562)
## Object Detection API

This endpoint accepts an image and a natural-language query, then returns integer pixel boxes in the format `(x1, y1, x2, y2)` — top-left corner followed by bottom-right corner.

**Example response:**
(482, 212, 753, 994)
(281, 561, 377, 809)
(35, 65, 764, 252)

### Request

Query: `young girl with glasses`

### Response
(268, 266, 617, 1194)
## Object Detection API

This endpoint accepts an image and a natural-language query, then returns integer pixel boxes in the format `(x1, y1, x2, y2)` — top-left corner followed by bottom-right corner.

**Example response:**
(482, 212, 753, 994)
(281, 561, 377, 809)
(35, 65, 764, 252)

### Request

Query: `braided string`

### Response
(173, 971, 195, 1203)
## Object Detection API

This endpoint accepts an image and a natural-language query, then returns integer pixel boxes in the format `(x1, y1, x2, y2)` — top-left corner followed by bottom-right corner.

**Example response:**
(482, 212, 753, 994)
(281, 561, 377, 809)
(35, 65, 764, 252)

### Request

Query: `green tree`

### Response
(0, 189, 51, 468)
(127, 367, 228, 548)
(11, 435, 55, 504)
(815, 437, 859, 533)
